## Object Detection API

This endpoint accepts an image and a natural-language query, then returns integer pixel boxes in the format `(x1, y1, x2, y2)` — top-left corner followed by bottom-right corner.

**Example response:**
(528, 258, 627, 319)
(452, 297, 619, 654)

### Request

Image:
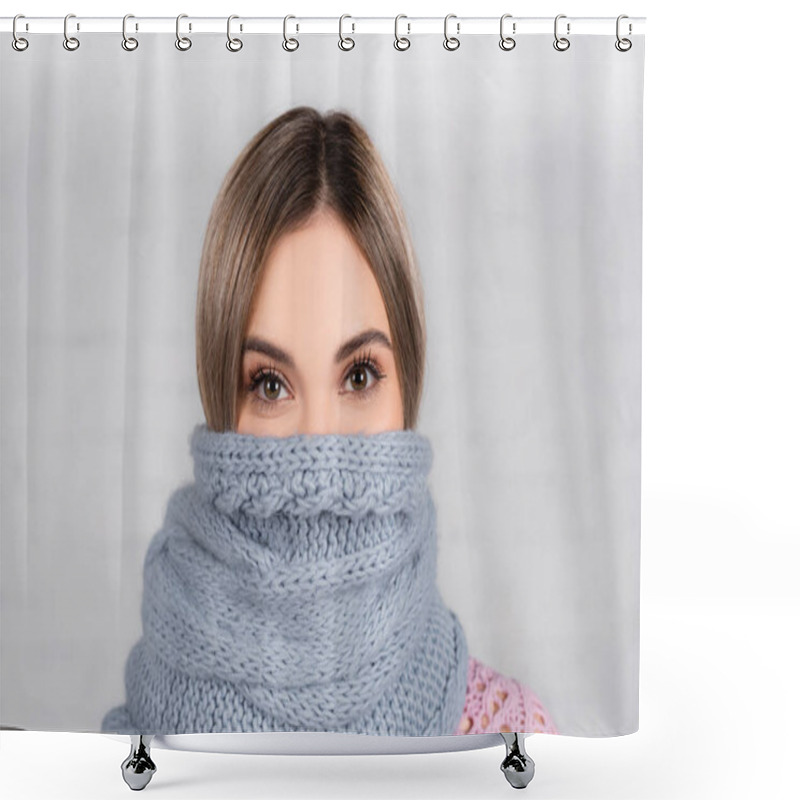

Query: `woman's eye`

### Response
(262, 375, 284, 399)
(345, 360, 384, 394)
(252, 371, 288, 404)
(347, 365, 372, 392)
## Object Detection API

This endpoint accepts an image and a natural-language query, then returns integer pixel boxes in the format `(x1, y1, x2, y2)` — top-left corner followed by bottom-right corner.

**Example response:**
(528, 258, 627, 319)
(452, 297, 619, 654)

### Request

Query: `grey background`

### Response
(0, 32, 643, 735)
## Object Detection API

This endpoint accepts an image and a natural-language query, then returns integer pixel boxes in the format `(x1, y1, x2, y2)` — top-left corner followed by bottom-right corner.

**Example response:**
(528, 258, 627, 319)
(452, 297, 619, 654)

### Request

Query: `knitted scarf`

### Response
(101, 423, 469, 736)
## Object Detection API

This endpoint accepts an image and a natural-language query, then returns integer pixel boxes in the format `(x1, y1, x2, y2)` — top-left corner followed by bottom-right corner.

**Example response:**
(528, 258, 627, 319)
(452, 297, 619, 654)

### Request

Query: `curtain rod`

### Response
(1, 16, 646, 36)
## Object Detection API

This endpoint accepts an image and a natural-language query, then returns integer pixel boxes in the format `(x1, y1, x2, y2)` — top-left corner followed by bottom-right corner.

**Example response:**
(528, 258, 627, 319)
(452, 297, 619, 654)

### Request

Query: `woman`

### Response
(102, 106, 557, 737)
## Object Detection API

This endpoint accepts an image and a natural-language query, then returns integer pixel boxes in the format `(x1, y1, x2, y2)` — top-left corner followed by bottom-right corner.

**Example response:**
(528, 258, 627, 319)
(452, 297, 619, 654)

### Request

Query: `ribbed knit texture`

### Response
(101, 423, 469, 736)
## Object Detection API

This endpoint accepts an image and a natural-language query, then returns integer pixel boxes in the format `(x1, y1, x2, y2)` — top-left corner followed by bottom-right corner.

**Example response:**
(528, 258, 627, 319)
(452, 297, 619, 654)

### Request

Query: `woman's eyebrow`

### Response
(242, 328, 392, 368)
(242, 336, 296, 368)
(335, 328, 393, 363)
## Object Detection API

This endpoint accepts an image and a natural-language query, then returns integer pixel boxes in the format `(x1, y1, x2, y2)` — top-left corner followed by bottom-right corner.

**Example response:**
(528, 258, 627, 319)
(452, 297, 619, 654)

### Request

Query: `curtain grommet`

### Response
(175, 14, 192, 51)
(553, 14, 570, 51)
(394, 15, 411, 51)
(499, 14, 516, 51)
(63, 13, 80, 51)
(443, 14, 460, 51)
(121, 14, 138, 51)
(283, 15, 299, 52)
(12, 14, 29, 51)
(338, 14, 355, 51)
(226, 15, 243, 52)
(615, 15, 633, 51)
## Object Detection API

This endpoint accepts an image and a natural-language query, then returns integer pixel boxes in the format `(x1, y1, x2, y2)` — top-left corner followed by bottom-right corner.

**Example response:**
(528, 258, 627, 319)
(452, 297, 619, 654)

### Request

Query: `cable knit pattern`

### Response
(101, 423, 469, 736)
(454, 656, 559, 735)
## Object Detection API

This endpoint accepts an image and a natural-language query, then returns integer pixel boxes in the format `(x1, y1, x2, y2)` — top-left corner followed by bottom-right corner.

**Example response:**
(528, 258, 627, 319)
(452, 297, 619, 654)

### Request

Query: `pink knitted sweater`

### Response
(454, 656, 558, 735)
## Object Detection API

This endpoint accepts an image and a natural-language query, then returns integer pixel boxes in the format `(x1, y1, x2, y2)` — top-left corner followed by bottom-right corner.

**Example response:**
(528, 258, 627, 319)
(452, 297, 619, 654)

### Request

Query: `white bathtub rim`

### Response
(101, 730, 512, 756)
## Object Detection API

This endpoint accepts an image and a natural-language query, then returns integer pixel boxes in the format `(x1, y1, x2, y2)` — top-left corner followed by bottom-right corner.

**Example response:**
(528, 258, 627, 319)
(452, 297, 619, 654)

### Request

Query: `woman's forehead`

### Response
(246, 216, 389, 352)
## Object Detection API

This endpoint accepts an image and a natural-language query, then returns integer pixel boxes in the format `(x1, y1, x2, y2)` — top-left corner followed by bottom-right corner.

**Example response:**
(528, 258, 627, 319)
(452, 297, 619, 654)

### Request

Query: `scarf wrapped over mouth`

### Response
(101, 423, 469, 736)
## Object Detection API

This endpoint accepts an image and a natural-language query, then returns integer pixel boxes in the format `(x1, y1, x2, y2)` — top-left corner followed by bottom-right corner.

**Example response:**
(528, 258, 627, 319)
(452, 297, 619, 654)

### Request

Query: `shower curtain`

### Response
(0, 18, 645, 740)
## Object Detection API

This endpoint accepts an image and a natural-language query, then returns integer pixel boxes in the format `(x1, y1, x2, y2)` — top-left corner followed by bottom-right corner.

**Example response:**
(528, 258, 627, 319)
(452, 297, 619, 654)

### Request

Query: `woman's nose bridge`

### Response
(297, 383, 340, 435)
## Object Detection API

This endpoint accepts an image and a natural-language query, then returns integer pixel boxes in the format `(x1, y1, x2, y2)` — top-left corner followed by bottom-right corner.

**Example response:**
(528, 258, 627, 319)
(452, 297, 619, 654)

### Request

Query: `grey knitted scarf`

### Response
(101, 423, 469, 736)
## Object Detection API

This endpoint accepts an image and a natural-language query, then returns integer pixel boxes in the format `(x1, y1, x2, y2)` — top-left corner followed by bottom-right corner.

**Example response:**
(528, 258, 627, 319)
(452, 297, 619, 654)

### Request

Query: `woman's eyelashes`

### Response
(245, 350, 386, 412)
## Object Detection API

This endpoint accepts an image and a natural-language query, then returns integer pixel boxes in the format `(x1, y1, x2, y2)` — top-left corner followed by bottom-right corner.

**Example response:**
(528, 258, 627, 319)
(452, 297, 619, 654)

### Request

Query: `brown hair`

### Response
(195, 106, 427, 432)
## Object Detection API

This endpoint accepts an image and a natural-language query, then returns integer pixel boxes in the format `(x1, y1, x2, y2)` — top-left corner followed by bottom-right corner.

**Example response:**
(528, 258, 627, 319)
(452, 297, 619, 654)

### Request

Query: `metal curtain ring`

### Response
(12, 14, 29, 51)
(227, 15, 243, 51)
(553, 14, 570, 51)
(615, 14, 632, 51)
(122, 14, 138, 51)
(394, 14, 410, 50)
(443, 13, 460, 51)
(175, 14, 192, 51)
(63, 13, 80, 51)
(283, 15, 299, 51)
(499, 13, 516, 50)
(338, 14, 355, 50)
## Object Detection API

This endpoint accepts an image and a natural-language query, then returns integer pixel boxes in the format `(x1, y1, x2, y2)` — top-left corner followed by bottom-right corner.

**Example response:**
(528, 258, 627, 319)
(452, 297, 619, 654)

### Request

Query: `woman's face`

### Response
(237, 209, 405, 437)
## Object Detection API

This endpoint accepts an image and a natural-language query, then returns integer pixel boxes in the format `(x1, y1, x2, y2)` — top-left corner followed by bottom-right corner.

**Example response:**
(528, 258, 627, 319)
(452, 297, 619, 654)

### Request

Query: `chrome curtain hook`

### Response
(12, 14, 29, 51)
(63, 13, 80, 51)
(226, 14, 243, 51)
(499, 13, 516, 51)
(394, 14, 410, 50)
(553, 14, 570, 51)
(443, 13, 460, 51)
(175, 13, 192, 51)
(283, 15, 299, 51)
(339, 14, 355, 51)
(615, 14, 632, 51)
(122, 14, 138, 51)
